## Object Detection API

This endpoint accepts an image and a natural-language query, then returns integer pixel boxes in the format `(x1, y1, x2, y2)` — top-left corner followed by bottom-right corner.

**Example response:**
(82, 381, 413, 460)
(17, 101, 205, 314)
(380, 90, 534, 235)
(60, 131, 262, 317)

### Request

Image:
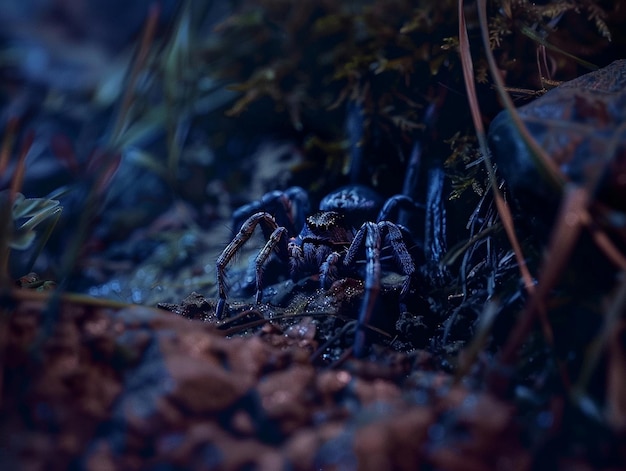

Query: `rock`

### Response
(489, 60, 626, 218)
(165, 354, 251, 414)
(258, 365, 316, 434)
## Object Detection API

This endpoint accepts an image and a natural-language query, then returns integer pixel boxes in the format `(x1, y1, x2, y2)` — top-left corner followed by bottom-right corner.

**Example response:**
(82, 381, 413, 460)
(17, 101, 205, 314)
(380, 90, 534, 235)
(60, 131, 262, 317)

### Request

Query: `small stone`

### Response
(165, 354, 251, 414)
(258, 365, 315, 433)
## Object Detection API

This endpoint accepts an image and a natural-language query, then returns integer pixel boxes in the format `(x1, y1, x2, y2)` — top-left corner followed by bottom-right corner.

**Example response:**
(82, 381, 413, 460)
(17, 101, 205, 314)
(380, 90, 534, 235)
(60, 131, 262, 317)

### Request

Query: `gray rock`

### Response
(488, 59, 626, 214)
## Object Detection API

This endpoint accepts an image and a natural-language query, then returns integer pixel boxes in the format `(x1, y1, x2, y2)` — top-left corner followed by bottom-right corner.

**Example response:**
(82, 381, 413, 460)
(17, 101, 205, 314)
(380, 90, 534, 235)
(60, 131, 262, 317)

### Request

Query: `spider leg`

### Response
(232, 200, 272, 233)
(378, 221, 416, 298)
(320, 251, 342, 289)
(253, 226, 288, 304)
(287, 237, 304, 277)
(424, 166, 448, 283)
(377, 195, 425, 229)
(284, 187, 310, 233)
(345, 222, 381, 357)
(216, 212, 280, 318)
(232, 187, 310, 235)
(345, 221, 417, 356)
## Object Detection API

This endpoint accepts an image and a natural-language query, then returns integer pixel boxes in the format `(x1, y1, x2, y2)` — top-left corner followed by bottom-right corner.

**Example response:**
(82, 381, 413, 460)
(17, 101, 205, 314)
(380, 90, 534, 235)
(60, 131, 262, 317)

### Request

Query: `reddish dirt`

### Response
(1, 296, 531, 471)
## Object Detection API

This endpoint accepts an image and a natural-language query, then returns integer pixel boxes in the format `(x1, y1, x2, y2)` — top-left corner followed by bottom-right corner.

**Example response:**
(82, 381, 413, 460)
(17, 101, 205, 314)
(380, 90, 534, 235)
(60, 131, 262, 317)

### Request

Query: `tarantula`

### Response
(215, 185, 424, 356)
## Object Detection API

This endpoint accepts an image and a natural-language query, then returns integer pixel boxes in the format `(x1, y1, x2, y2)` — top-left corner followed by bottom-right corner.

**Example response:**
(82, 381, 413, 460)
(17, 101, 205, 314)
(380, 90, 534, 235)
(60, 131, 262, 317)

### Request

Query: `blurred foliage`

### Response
(0, 190, 62, 281)
(206, 0, 457, 128)
(482, 0, 618, 85)
(200, 0, 461, 193)
(194, 0, 618, 199)
(5, 192, 62, 251)
(493, 0, 611, 46)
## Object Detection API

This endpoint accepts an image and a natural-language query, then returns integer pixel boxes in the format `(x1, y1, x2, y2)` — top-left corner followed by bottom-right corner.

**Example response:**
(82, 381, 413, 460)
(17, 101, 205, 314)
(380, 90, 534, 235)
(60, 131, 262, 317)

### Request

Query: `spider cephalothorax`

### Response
(215, 184, 424, 356)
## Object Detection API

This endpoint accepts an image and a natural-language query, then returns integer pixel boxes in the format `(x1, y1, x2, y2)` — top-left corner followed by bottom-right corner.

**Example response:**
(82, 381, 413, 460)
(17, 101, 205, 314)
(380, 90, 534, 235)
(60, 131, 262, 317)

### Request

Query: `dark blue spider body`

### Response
(293, 211, 353, 253)
(319, 185, 383, 226)
(288, 211, 353, 283)
(216, 184, 425, 356)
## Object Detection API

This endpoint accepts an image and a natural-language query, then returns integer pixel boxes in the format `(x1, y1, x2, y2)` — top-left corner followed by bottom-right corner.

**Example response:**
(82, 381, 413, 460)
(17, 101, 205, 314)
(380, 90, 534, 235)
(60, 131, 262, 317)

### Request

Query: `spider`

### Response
(215, 184, 424, 356)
